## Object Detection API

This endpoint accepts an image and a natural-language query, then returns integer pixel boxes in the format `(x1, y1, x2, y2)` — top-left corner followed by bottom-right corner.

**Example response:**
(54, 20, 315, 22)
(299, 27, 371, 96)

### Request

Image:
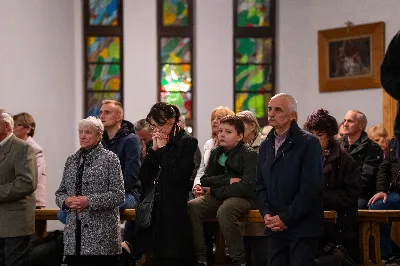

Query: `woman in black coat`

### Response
(136, 102, 198, 266)
(304, 109, 362, 262)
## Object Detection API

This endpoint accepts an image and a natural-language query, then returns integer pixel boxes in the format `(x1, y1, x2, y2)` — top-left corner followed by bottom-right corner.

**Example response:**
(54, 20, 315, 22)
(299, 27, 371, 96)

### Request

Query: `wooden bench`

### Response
(358, 210, 400, 266)
(35, 208, 136, 238)
(35, 209, 335, 265)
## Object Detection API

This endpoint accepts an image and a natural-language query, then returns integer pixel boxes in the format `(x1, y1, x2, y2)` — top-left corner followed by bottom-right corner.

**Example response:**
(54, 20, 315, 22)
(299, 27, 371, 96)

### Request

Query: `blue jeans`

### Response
(57, 193, 138, 225)
(369, 192, 400, 257)
(358, 197, 369, 209)
(119, 193, 138, 211)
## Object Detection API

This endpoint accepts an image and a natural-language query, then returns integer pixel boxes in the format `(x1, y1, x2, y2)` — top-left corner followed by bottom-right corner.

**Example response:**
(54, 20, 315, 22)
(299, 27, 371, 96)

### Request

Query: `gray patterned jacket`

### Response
(55, 143, 124, 255)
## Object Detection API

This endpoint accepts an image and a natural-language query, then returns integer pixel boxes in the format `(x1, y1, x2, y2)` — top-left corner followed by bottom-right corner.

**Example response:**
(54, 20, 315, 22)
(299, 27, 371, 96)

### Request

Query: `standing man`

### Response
(99, 100, 142, 259)
(0, 110, 38, 266)
(255, 94, 324, 266)
(100, 100, 141, 210)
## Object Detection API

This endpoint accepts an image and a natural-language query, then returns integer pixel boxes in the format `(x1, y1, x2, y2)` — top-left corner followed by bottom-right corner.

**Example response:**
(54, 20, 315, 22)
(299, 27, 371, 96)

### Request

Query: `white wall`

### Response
(0, 0, 77, 230)
(277, 0, 400, 126)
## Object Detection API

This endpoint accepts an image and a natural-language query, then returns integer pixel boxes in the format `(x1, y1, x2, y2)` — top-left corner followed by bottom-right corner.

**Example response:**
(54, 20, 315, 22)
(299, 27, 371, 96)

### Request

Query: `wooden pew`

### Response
(40, 209, 400, 265)
(36, 209, 335, 265)
(358, 210, 400, 265)
(35, 208, 136, 238)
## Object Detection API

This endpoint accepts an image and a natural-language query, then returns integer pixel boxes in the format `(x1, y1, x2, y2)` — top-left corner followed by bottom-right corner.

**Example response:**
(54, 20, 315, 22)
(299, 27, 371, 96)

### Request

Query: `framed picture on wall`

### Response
(318, 22, 385, 92)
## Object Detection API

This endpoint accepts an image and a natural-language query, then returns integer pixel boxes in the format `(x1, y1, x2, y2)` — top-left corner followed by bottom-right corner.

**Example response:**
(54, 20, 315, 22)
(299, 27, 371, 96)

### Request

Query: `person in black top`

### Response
(136, 102, 198, 266)
(369, 138, 400, 263)
(304, 109, 361, 262)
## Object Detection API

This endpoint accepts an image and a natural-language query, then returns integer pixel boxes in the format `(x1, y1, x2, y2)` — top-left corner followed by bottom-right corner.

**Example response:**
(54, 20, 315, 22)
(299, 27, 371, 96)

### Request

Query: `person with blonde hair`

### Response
(367, 124, 389, 155)
(192, 106, 235, 197)
(13, 112, 47, 208)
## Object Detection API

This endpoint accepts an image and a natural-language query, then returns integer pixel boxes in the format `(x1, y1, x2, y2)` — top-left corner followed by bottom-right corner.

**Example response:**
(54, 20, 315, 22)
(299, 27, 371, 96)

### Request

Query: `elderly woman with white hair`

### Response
(55, 116, 124, 266)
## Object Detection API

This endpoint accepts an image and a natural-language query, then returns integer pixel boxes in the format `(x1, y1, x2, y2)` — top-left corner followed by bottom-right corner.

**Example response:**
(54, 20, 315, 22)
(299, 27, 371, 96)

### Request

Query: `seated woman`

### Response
(304, 109, 361, 262)
(55, 116, 124, 266)
(13, 112, 46, 208)
(135, 102, 198, 266)
(367, 124, 389, 157)
(189, 115, 258, 266)
(369, 137, 400, 263)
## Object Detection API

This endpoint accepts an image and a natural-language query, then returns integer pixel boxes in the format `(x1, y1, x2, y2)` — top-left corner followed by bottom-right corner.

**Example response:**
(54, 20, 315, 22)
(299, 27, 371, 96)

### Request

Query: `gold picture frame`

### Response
(318, 22, 385, 92)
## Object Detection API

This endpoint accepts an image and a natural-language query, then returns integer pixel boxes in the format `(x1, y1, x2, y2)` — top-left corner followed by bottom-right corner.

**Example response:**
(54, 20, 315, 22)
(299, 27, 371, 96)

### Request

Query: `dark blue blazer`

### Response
(256, 120, 325, 238)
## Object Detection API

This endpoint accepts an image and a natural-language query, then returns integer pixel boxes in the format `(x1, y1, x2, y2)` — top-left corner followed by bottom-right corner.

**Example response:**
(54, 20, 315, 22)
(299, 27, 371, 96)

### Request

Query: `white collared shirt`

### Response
(0, 133, 13, 147)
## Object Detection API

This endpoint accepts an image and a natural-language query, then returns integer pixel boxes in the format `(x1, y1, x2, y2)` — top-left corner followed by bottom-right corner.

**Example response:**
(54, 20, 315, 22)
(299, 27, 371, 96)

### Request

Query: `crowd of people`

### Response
(1, 33, 400, 266)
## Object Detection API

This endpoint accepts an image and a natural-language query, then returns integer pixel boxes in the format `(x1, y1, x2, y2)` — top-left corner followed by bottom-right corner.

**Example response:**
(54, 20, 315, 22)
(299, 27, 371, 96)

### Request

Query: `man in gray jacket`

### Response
(0, 110, 38, 266)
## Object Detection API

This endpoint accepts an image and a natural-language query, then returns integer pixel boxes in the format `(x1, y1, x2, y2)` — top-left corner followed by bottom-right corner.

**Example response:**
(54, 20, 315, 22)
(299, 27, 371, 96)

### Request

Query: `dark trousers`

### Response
(66, 255, 119, 266)
(0, 235, 31, 266)
(152, 257, 193, 266)
(268, 237, 319, 266)
(244, 236, 268, 266)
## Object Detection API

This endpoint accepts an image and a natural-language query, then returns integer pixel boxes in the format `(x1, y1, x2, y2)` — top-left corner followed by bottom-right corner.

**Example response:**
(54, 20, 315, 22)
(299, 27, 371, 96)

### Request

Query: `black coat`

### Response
(322, 140, 361, 244)
(102, 120, 142, 200)
(255, 121, 325, 238)
(376, 138, 400, 193)
(136, 126, 198, 260)
(381, 34, 400, 158)
(339, 131, 383, 199)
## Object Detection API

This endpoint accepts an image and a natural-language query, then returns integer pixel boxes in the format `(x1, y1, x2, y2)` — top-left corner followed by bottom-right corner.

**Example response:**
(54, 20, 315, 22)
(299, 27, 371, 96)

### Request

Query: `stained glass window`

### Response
(234, 0, 275, 124)
(89, 0, 118, 26)
(158, 0, 194, 133)
(237, 0, 271, 27)
(162, 0, 189, 26)
(84, 0, 123, 117)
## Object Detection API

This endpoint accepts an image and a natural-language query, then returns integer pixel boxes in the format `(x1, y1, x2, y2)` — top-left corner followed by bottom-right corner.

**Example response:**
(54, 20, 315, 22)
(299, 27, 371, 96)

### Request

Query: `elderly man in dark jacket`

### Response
(339, 110, 383, 209)
(256, 93, 324, 266)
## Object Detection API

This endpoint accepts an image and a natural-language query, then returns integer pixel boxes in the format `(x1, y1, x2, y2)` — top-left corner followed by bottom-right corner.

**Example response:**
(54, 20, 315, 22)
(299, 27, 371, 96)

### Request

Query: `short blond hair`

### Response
(367, 124, 388, 139)
(102, 100, 123, 113)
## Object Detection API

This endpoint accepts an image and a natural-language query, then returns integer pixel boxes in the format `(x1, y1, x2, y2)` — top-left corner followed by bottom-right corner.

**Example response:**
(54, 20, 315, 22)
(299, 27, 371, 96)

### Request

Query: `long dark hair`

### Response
(146, 102, 180, 126)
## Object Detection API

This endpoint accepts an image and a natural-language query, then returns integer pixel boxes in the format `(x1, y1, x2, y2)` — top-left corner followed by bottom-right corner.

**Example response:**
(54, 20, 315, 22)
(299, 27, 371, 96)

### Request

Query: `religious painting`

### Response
(318, 22, 384, 92)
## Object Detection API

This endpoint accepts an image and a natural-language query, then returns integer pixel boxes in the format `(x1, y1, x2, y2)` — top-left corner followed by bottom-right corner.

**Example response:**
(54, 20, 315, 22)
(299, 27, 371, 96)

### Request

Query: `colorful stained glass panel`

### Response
(161, 38, 191, 63)
(88, 37, 120, 63)
(87, 64, 120, 91)
(161, 92, 192, 119)
(235, 65, 272, 92)
(235, 92, 272, 118)
(161, 64, 192, 92)
(89, 0, 118, 26)
(236, 38, 272, 64)
(87, 91, 121, 117)
(163, 0, 189, 26)
(237, 0, 270, 27)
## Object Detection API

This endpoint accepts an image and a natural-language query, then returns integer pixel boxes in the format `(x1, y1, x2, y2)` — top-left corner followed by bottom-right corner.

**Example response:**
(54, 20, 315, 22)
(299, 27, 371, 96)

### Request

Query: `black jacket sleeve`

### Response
(210, 149, 258, 200)
(381, 34, 400, 100)
(200, 148, 228, 187)
(189, 146, 202, 189)
(255, 141, 273, 218)
(158, 137, 198, 185)
(322, 151, 361, 210)
(376, 139, 395, 193)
